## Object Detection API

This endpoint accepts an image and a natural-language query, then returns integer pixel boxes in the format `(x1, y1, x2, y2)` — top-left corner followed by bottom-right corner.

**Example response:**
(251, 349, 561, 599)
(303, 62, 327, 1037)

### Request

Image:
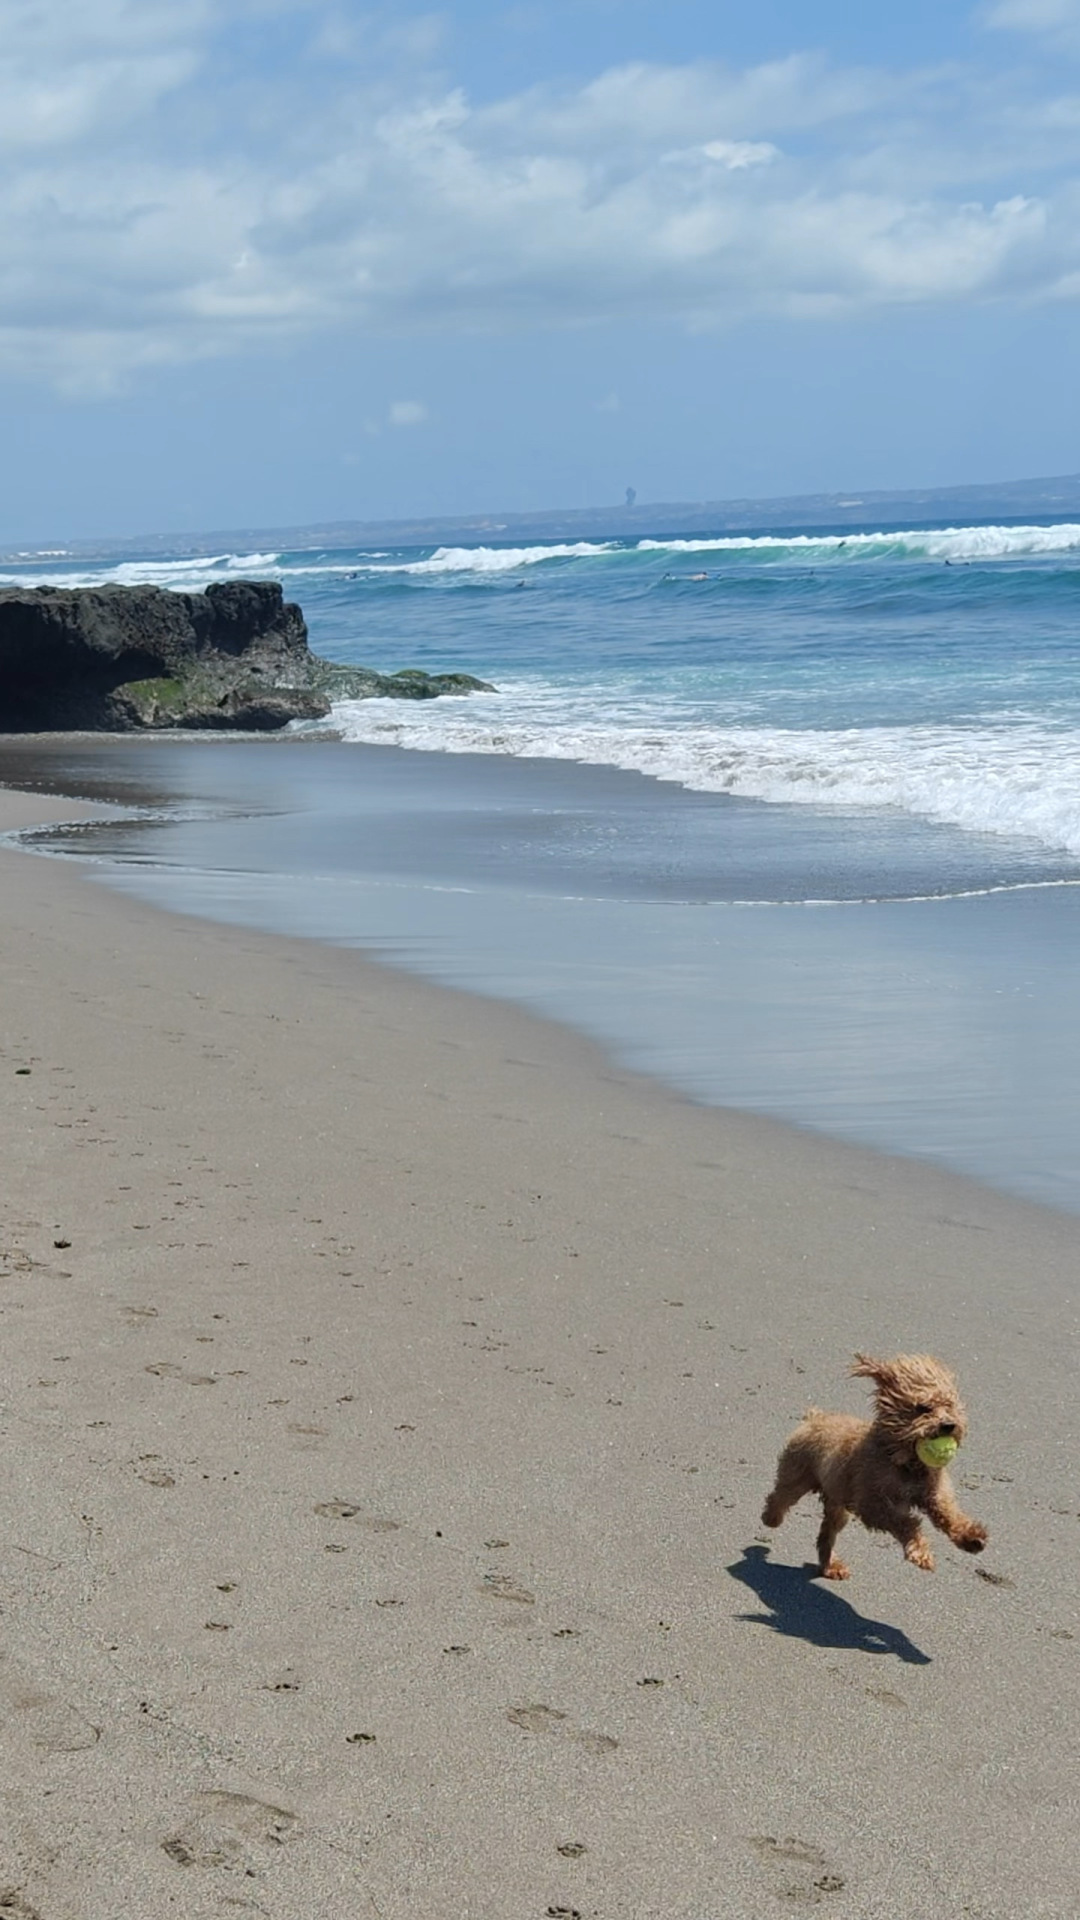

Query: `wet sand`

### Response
(6, 733, 1080, 1212)
(1, 780, 1078, 1919)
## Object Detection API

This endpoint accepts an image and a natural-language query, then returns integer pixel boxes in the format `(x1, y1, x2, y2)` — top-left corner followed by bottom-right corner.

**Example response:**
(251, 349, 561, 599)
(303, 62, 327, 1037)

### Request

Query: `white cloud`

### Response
(3, 4, 1080, 390)
(0, 0, 209, 150)
(308, 8, 446, 65)
(389, 399, 428, 425)
(699, 139, 778, 169)
(982, 0, 1080, 46)
(984, 0, 1080, 27)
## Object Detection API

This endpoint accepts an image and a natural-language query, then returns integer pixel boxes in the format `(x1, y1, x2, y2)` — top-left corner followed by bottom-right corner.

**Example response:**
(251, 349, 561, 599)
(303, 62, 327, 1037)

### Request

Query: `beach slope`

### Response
(1, 785, 1077, 1919)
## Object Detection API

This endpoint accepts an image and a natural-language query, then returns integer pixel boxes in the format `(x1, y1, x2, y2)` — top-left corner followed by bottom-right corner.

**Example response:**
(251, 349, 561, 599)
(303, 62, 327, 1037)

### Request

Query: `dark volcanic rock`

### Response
(311, 663, 496, 702)
(0, 581, 321, 731)
(0, 581, 495, 732)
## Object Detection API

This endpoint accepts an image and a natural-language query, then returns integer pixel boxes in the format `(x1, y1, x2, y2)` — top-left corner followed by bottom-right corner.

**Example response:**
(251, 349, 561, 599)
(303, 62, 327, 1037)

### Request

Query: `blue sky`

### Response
(3, 0, 1080, 540)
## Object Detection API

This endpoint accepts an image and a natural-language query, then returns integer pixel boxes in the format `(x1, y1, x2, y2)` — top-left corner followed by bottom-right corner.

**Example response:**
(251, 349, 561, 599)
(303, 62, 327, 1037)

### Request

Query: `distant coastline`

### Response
(6, 470, 1080, 562)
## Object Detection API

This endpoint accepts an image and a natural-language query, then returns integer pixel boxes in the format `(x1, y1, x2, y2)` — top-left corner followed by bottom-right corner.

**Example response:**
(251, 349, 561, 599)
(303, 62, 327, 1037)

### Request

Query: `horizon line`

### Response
(6, 467, 1080, 558)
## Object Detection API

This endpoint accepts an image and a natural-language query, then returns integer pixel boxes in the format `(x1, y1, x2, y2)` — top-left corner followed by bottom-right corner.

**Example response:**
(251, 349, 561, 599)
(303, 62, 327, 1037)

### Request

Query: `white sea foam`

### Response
(277, 519, 1080, 573)
(284, 523, 1080, 575)
(0, 542, 613, 588)
(242, 522, 1080, 575)
(358, 541, 618, 575)
(271, 542, 615, 578)
(4, 520, 1079, 592)
(0, 551, 282, 590)
(637, 523, 1080, 562)
(327, 690, 1080, 856)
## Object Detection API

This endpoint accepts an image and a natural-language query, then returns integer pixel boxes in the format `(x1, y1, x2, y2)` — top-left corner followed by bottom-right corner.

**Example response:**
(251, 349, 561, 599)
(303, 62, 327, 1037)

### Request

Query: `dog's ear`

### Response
(850, 1353, 897, 1387)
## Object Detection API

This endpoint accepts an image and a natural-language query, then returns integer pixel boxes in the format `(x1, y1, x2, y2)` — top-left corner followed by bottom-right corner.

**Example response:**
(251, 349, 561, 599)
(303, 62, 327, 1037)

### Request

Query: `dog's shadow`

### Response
(728, 1545, 931, 1665)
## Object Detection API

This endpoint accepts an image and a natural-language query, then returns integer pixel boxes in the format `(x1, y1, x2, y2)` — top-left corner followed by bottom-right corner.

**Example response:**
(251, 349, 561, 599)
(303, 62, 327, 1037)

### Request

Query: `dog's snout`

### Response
(937, 1421, 956, 1436)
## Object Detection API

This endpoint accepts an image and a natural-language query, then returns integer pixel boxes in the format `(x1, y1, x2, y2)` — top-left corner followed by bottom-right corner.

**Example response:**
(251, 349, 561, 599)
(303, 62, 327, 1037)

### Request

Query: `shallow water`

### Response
(6, 736, 1079, 1214)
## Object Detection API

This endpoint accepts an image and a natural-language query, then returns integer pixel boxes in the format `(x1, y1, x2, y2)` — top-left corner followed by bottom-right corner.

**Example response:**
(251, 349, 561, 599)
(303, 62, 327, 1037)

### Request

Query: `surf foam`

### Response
(360, 542, 619, 575)
(636, 523, 1080, 562)
(326, 693, 1080, 857)
(0, 552, 282, 591)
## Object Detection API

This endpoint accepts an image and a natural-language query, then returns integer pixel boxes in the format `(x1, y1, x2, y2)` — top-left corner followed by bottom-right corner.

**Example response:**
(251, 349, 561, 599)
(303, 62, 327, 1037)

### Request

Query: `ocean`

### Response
(4, 519, 1080, 1210)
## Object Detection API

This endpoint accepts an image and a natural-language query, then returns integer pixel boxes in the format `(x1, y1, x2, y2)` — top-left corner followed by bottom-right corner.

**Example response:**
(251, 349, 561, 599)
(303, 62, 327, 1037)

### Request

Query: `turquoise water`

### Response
(7, 518, 1080, 874)
(5, 516, 1080, 1209)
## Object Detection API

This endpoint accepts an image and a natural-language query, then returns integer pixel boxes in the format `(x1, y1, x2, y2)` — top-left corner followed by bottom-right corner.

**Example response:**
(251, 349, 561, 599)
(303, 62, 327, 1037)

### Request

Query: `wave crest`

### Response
(0, 551, 281, 591)
(4, 519, 1080, 590)
(326, 696, 1080, 856)
(636, 523, 1080, 562)
(363, 541, 618, 575)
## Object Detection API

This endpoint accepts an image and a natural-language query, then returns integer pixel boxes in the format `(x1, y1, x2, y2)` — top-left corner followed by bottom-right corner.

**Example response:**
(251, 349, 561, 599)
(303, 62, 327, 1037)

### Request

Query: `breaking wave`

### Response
(295, 519, 1080, 575)
(5, 520, 1080, 591)
(635, 522, 1080, 563)
(0, 552, 281, 590)
(326, 691, 1080, 857)
(294, 518, 1080, 575)
(357, 541, 618, 575)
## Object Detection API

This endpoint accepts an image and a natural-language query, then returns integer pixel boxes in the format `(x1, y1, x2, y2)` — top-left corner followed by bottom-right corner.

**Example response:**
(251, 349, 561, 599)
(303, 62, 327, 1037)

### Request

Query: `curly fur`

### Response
(761, 1352, 989, 1579)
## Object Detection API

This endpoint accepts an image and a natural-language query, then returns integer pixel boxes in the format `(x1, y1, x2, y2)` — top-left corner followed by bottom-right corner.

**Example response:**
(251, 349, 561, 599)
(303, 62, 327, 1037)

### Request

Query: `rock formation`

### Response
(0, 580, 493, 732)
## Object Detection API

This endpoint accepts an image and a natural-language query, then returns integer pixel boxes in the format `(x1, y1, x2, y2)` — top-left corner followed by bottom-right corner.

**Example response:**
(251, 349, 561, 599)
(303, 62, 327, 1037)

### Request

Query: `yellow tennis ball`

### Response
(916, 1435, 959, 1470)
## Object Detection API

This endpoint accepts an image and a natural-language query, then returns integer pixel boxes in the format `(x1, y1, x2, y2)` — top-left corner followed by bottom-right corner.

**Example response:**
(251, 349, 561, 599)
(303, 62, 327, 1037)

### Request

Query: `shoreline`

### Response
(5, 734, 1080, 1216)
(2, 778, 1079, 1917)
(4, 768, 1079, 1235)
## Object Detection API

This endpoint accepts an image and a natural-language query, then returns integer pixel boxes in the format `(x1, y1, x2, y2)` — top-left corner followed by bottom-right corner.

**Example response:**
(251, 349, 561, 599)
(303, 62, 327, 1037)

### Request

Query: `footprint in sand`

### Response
(479, 1572, 535, 1605)
(975, 1567, 1016, 1588)
(133, 1454, 176, 1488)
(865, 1686, 907, 1709)
(750, 1834, 845, 1902)
(261, 1669, 302, 1694)
(161, 1791, 298, 1870)
(507, 1703, 618, 1754)
(312, 1501, 400, 1531)
(576, 1730, 619, 1755)
(0, 1249, 37, 1277)
(145, 1362, 218, 1387)
(0, 1890, 44, 1918)
(507, 1704, 567, 1734)
(1, 1682, 99, 1754)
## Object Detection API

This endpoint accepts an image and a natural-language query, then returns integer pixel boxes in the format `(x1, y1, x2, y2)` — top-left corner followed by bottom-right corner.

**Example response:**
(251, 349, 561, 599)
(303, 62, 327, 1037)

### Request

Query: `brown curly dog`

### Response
(761, 1352, 989, 1579)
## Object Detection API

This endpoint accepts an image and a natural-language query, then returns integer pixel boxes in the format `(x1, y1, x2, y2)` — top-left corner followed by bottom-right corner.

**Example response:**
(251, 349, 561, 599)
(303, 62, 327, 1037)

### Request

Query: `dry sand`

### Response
(1, 780, 1078, 1919)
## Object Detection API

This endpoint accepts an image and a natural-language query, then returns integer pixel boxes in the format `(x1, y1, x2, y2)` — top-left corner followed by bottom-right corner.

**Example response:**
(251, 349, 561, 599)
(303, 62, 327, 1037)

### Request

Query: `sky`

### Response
(4, 0, 1080, 541)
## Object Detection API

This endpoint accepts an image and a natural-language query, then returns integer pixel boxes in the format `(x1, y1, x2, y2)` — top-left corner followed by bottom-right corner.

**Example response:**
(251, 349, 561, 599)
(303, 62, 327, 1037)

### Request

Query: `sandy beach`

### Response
(2, 778, 1079, 1920)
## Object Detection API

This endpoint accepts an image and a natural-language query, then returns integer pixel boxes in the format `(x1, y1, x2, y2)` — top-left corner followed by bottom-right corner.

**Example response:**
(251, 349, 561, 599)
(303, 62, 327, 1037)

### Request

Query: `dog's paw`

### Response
(957, 1524, 988, 1553)
(820, 1558, 850, 1581)
(905, 1540, 935, 1572)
